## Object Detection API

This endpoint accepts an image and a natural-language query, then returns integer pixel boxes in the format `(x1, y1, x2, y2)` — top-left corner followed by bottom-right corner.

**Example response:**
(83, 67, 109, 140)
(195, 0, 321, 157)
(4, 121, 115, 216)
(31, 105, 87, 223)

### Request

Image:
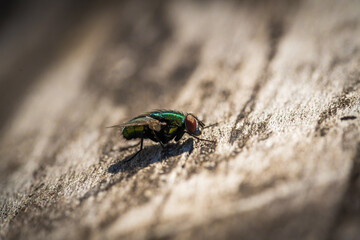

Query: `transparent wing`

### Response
(107, 121, 149, 128)
(107, 116, 166, 132)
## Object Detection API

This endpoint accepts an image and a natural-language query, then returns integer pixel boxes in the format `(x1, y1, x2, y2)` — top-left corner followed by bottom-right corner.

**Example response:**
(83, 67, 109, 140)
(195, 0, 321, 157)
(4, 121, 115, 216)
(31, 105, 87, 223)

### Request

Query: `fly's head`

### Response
(185, 113, 205, 136)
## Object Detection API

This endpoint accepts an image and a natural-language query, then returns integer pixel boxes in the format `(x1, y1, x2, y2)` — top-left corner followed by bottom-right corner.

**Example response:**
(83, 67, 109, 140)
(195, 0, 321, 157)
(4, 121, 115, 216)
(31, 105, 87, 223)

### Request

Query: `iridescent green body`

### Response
(109, 109, 212, 163)
(122, 111, 186, 144)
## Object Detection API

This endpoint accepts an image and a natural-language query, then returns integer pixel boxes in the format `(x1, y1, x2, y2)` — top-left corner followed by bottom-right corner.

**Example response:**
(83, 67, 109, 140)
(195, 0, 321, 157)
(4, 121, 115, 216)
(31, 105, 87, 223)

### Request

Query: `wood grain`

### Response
(1, 0, 359, 239)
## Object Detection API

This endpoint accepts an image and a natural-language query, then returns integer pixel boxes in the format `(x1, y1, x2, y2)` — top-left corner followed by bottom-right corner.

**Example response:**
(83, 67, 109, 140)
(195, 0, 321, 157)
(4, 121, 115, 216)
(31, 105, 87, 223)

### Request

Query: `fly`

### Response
(108, 110, 215, 162)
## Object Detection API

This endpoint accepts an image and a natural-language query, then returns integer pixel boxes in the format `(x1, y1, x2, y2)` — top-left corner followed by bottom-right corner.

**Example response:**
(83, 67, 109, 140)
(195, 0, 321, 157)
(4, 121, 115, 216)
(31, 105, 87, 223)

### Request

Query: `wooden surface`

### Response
(1, 0, 360, 239)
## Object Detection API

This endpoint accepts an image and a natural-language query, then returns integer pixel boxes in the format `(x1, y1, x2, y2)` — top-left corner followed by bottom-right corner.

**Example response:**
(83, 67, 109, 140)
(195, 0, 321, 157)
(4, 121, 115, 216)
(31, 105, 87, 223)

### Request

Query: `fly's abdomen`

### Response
(122, 125, 145, 140)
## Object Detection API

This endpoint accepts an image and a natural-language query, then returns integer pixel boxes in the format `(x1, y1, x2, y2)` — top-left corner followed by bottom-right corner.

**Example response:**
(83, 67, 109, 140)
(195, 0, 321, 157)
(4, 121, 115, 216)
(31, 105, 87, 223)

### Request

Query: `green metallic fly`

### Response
(108, 110, 215, 162)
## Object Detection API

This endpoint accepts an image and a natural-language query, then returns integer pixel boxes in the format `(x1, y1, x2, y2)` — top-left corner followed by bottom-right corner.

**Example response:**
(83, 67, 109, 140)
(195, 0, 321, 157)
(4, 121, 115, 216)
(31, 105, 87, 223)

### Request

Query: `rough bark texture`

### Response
(1, 0, 360, 239)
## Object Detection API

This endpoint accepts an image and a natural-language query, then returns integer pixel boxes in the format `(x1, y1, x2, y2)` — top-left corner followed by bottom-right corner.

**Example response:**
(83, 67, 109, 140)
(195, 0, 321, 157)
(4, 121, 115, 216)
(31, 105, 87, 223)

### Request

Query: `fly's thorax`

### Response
(150, 111, 185, 126)
(185, 114, 202, 136)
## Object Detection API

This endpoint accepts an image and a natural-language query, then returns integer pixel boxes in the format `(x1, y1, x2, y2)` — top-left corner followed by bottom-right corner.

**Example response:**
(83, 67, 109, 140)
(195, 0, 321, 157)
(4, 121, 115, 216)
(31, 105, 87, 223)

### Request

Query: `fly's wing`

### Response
(107, 116, 166, 132)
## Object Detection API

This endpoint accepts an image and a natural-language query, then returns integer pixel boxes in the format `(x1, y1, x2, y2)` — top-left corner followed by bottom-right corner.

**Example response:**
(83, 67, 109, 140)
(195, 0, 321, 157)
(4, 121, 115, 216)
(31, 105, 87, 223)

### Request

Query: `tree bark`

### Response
(1, 0, 360, 239)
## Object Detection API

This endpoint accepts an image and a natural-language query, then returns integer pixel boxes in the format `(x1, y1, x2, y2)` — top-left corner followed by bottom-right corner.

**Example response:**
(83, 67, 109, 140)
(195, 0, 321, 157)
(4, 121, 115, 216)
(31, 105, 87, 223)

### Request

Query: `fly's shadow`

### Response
(108, 138, 194, 174)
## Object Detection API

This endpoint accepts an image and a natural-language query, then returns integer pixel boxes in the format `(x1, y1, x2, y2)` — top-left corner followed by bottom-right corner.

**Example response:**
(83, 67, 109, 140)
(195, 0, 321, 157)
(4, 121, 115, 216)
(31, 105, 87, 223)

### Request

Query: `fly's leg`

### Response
(151, 130, 165, 148)
(186, 132, 217, 143)
(174, 131, 185, 142)
(203, 122, 218, 129)
(158, 141, 165, 148)
(124, 138, 143, 162)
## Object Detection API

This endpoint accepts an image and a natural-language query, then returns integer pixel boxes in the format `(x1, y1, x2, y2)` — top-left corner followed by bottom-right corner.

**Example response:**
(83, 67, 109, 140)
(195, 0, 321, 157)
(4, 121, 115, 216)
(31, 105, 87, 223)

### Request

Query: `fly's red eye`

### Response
(185, 114, 197, 133)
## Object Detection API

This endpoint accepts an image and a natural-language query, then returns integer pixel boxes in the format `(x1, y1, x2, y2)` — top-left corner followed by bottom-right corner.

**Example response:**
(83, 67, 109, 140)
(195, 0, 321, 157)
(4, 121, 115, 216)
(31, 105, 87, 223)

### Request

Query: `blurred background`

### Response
(1, 0, 360, 239)
(0, 0, 213, 135)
